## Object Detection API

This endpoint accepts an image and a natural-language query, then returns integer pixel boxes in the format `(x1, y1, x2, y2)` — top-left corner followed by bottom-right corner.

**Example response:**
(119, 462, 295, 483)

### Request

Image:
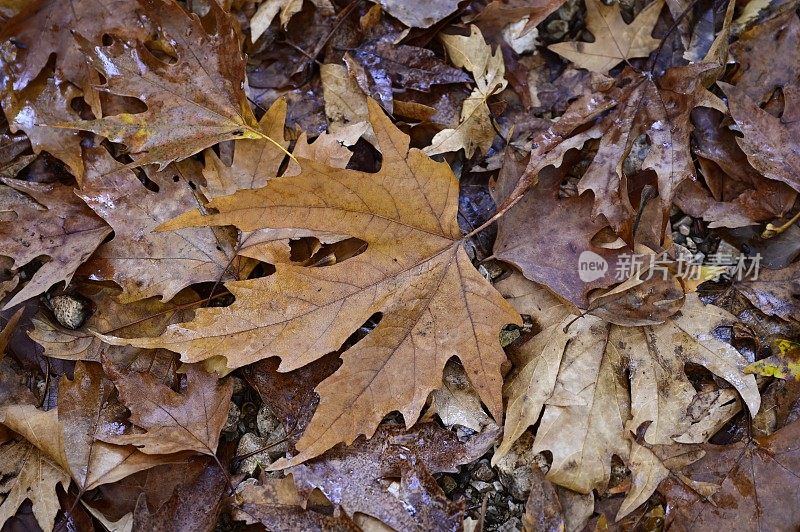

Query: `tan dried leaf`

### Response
(1, 362, 175, 491)
(100, 100, 521, 466)
(0, 439, 70, 531)
(424, 26, 507, 157)
(100, 363, 233, 456)
(0, 179, 111, 309)
(549, 0, 663, 74)
(59, 0, 278, 170)
(496, 274, 760, 494)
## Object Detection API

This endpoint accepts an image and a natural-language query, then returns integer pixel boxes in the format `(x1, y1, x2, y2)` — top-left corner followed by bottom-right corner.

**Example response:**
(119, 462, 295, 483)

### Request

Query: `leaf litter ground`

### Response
(0, 0, 799, 530)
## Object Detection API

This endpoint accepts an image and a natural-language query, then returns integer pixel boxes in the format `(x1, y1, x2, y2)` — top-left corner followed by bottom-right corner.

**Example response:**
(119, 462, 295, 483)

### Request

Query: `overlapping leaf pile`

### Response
(0, 0, 799, 530)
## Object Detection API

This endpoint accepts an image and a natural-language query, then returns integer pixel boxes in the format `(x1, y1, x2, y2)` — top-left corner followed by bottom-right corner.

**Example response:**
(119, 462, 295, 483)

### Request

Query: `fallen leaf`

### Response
(131, 455, 228, 531)
(0, 307, 21, 355)
(617, 440, 703, 520)
(424, 26, 507, 157)
(100, 363, 233, 456)
(231, 475, 361, 530)
(720, 81, 800, 194)
(745, 339, 800, 380)
(287, 423, 495, 531)
(243, 353, 341, 446)
(734, 261, 800, 322)
(200, 98, 290, 201)
(0, 0, 147, 94)
(320, 63, 374, 142)
(586, 272, 685, 327)
(0, 439, 70, 531)
(675, 108, 796, 228)
(0, 50, 85, 180)
(525, 314, 630, 494)
(369, 0, 460, 28)
(101, 99, 521, 466)
(522, 466, 566, 532)
(61, 0, 278, 170)
(250, 0, 307, 42)
(621, 296, 760, 445)
(496, 275, 760, 493)
(28, 285, 192, 370)
(473, 0, 567, 40)
(506, 62, 725, 241)
(548, 0, 663, 74)
(0, 178, 111, 309)
(493, 163, 630, 309)
(1, 362, 175, 492)
(345, 41, 471, 113)
(76, 147, 240, 303)
(729, 11, 800, 103)
(658, 419, 800, 530)
(88, 458, 219, 523)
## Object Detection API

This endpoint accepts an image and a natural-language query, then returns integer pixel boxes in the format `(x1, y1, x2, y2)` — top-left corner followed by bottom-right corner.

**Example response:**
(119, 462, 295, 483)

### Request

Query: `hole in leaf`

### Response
(100, 93, 148, 115)
(133, 168, 159, 192)
(145, 38, 178, 65)
(341, 312, 383, 350)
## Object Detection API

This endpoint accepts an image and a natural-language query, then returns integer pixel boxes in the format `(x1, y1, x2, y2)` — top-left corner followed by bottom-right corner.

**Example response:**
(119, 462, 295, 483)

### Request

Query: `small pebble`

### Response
(222, 401, 240, 433)
(678, 224, 691, 236)
(471, 480, 493, 493)
(472, 461, 496, 482)
(235, 432, 272, 475)
(440, 475, 458, 495)
(256, 404, 280, 437)
(673, 215, 692, 229)
(48, 294, 90, 329)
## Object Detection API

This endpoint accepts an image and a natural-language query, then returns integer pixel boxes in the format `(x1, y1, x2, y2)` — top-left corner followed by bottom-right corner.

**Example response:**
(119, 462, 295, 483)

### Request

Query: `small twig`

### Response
(761, 210, 800, 238)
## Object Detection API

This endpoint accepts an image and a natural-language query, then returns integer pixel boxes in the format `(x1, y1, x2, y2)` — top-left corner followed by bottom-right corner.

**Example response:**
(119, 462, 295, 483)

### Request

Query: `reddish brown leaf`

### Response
(0, 179, 111, 309)
(100, 363, 233, 456)
(77, 147, 240, 303)
(494, 161, 630, 309)
(61, 0, 273, 169)
(132, 456, 227, 532)
(659, 420, 800, 531)
(721, 81, 800, 194)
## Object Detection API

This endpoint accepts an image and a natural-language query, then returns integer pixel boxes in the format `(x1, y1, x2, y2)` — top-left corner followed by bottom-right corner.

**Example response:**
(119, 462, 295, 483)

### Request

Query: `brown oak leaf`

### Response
(101, 99, 521, 466)
(0, 52, 85, 180)
(720, 81, 800, 194)
(100, 363, 233, 456)
(0, 439, 70, 531)
(504, 62, 725, 243)
(0, 178, 111, 309)
(0, 0, 148, 93)
(1, 362, 175, 492)
(77, 147, 240, 303)
(658, 419, 800, 530)
(495, 275, 760, 493)
(60, 0, 279, 169)
(734, 261, 800, 323)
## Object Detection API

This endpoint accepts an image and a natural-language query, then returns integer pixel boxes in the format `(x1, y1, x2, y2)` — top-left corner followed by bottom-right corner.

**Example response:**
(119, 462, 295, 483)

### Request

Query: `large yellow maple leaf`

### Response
(102, 100, 521, 466)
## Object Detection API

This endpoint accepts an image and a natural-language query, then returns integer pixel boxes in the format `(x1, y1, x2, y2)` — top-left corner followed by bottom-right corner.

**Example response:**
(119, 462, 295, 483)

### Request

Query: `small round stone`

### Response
(49, 294, 90, 330)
